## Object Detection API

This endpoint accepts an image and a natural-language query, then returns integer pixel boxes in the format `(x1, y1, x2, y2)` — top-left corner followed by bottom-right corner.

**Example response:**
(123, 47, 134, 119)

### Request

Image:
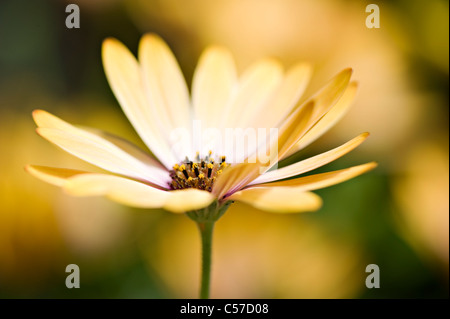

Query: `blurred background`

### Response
(0, 0, 448, 298)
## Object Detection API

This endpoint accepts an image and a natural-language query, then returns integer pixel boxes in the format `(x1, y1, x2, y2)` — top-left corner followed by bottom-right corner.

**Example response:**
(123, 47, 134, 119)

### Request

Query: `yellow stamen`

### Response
(169, 154, 229, 191)
(179, 164, 189, 178)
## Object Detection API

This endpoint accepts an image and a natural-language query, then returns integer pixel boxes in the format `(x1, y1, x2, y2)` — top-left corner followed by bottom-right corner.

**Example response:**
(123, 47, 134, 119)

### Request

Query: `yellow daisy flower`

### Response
(26, 33, 376, 298)
(27, 33, 375, 214)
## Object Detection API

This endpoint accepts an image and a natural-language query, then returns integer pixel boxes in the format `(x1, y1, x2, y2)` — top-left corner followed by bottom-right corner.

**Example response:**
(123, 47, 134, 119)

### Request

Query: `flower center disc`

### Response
(169, 153, 228, 192)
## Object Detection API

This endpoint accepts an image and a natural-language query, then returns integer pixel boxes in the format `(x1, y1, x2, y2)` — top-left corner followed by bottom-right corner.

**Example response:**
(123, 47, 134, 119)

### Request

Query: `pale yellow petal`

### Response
(229, 188, 322, 213)
(276, 101, 316, 160)
(33, 109, 76, 131)
(192, 46, 237, 128)
(206, 69, 352, 197)
(25, 165, 90, 187)
(247, 62, 312, 129)
(213, 102, 315, 198)
(36, 126, 170, 187)
(78, 126, 165, 170)
(162, 189, 216, 213)
(26, 166, 213, 213)
(252, 162, 377, 191)
(65, 174, 214, 213)
(212, 162, 261, 200)
(139, 33, 192, 160)
(221, 58, 283, 131)
(102, 37, 177, 168)
(255, 69, 352, 170)
(64, 174, 167, 208)
(284, 81, 358, 158)
(33, 109, 165, 169)
(304, 68, 353, 120)
(250, 132, 369, 185)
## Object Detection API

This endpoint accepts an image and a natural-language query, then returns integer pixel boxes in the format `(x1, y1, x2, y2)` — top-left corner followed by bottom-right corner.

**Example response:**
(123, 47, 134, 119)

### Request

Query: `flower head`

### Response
(27, 33, 376, 214)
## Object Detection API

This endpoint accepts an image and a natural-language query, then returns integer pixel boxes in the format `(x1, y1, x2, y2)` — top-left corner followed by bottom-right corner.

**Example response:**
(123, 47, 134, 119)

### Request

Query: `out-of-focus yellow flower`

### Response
(393, 139, 449, 274)
(27, 33, 375, 214)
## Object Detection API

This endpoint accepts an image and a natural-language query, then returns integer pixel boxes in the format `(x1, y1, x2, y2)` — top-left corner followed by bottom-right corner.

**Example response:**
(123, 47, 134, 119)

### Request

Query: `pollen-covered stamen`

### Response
(169, 153, 230, 192)
(207, 163, 213, 178)
(179, 164, 189, 179)
(193, 162, 200, 177)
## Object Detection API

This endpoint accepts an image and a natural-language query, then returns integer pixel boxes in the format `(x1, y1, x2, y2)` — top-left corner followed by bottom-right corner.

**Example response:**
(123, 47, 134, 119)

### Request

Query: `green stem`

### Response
(197, 221, 215, 299)
(186, 200, 232, 299)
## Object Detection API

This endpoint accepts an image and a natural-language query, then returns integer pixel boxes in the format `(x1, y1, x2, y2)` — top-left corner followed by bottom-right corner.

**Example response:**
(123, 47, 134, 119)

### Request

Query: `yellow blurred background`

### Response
(0, 0, 448, 298)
